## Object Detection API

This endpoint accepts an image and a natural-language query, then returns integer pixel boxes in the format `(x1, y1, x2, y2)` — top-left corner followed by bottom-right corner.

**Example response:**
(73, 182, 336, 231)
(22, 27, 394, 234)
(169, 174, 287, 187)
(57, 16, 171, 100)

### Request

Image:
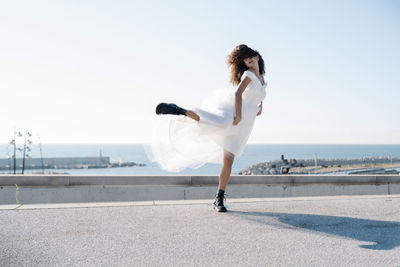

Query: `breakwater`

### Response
(0, 157, 145, 171)
(239, 156, 400, 175)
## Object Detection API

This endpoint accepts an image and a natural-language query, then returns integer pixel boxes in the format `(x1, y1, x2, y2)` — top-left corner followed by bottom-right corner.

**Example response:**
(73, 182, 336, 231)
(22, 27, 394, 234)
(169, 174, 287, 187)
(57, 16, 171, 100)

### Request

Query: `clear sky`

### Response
(0, 0, 399, 144)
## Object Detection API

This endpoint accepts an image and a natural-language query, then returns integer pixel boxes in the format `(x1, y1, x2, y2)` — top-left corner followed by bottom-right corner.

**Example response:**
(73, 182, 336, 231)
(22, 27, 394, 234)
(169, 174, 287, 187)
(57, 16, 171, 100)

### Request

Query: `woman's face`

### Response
(243, 55, 259, 68)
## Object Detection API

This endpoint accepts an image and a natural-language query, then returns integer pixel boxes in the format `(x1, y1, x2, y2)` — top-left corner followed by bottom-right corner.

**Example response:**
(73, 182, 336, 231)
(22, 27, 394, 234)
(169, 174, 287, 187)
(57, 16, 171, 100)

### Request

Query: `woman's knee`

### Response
(223, 150, 235, 165)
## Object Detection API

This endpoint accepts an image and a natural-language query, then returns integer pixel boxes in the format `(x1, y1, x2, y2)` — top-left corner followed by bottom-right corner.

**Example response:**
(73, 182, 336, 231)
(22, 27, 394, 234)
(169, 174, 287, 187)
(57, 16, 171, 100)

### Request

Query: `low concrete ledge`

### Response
(192, 175, 400, 185)
(1, 183, 399, 205)
(0, 174, 398, 186)
(0, 175, 399, 205)
(69, 175, 192, 186)
(0, 175, 70, 186)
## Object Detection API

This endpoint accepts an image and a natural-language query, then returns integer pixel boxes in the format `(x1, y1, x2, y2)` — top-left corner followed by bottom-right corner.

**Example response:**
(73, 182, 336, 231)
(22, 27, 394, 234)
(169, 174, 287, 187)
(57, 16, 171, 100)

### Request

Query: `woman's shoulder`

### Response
(241, 70, 255, 81)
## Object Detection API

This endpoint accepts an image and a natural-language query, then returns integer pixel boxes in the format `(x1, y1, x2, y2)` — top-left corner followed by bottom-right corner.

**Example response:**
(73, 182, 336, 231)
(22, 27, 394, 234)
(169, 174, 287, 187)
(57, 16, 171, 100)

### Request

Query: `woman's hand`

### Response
(257, 102, 263, 116)
(232, 116, 241, 125)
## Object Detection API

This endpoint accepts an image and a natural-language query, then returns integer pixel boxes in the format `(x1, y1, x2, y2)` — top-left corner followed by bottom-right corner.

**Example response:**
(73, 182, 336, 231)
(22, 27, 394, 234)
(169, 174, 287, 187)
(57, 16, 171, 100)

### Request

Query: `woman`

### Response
(146, 44, 267, 212)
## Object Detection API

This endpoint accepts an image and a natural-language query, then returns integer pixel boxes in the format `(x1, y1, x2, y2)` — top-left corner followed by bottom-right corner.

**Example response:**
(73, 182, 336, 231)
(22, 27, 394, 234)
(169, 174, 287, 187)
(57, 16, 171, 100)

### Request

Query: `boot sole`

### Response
(155, 103, 167, 115)
(212, 203, 227, 212)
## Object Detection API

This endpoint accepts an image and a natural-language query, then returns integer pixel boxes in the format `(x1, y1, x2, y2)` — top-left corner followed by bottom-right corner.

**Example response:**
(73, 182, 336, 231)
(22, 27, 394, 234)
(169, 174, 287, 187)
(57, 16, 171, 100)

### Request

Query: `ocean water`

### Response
(1, 144, 399, 175)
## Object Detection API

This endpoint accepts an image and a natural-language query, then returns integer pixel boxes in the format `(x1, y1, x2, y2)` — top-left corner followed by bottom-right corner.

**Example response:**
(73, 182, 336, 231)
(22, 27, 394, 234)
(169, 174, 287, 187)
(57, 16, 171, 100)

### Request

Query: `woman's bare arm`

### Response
(233, 77, 251, 125)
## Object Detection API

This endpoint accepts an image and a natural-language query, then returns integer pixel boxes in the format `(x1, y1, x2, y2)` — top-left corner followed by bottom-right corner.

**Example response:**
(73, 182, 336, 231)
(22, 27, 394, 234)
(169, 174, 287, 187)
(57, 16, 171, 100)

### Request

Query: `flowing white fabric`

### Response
(144, 70, 267, 172)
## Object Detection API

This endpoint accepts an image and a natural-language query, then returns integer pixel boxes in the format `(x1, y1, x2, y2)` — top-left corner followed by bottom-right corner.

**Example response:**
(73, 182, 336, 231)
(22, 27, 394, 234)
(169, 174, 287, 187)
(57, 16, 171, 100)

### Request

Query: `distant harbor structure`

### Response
(239, 155, 400, 175)
(3, 130, 146, 173)
(0, 156, 145, 171)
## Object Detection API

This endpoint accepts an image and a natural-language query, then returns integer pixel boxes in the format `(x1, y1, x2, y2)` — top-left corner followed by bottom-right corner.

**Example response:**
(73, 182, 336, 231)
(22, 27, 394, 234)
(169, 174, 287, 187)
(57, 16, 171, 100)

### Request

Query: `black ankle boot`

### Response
(155, 103, 187, 116)
(213, 193, 227, 212)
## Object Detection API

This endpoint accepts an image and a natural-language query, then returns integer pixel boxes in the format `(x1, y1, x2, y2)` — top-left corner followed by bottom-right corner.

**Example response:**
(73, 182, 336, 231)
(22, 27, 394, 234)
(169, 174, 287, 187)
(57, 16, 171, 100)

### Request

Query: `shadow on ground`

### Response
(227, 210, 400, 250)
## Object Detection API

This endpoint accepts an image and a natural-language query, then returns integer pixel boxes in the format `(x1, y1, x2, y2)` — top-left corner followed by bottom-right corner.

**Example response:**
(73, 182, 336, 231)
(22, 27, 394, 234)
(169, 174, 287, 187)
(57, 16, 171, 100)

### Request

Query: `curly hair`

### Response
(227, 44, 265, 85)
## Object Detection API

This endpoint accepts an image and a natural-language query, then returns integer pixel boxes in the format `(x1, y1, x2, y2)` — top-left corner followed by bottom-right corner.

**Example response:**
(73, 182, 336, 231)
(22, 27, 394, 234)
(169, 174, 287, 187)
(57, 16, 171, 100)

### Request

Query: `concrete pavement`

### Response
(1, 195, 400, 266)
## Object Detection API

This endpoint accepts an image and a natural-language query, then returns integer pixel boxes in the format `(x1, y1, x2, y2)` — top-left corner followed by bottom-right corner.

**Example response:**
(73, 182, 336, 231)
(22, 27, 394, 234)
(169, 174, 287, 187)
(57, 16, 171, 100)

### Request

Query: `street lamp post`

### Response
(21, 130, 32, 175)
(9, 128, 22, 174)
(9, 128, 32, 175)
(13, 128, 17, 174)
(11, 137, 16, 174)
(38, 136, 45, 174)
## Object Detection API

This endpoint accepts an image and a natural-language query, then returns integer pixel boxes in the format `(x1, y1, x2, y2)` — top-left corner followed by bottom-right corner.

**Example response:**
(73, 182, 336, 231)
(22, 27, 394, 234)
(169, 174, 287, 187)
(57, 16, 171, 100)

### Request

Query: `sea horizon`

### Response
(1, 143, 400, 175)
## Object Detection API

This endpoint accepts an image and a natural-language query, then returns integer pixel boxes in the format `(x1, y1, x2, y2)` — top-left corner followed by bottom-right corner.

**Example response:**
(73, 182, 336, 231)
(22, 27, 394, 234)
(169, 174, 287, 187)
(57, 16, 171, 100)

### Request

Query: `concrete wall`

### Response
(0, 174, 399, 205)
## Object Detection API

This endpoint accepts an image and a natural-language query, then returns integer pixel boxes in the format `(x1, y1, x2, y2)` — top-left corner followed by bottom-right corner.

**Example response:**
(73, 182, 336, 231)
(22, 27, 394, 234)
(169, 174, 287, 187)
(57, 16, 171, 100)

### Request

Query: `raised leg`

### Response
(185, 110, 200, 121)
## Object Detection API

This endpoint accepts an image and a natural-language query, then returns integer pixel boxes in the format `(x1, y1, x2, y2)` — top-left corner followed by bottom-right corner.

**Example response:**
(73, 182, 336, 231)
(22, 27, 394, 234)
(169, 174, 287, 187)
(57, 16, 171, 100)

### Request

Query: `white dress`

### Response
(144, 70, 267, 172)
